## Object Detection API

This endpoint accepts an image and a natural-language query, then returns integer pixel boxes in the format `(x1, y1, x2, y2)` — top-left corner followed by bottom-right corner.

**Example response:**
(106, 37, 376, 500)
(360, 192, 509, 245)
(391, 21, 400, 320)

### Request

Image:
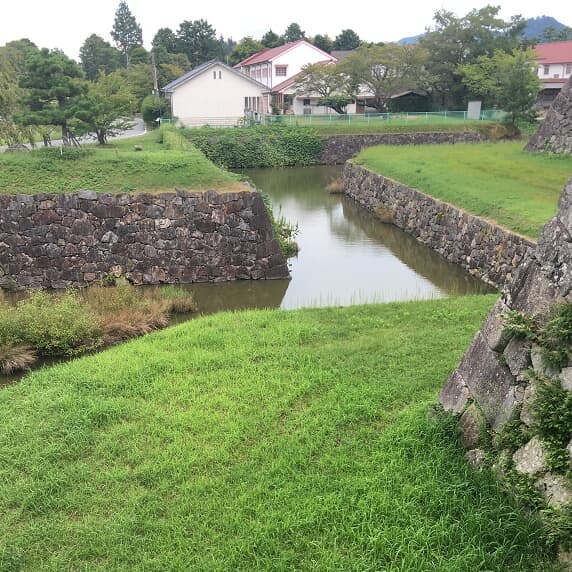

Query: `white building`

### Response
(535, 40, 572, 108)
(235, 40, 339, 114)
(162, 60, 269, 127)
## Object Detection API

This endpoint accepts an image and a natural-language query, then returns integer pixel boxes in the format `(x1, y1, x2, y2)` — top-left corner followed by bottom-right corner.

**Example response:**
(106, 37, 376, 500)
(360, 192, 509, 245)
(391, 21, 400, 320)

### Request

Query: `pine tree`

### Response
(111, 1, 143, 66)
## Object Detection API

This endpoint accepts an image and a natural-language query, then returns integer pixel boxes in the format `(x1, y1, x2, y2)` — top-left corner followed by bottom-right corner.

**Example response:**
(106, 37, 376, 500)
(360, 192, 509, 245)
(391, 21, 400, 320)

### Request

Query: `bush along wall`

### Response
(439, 175, 572, 568)
(181, 125, 323, 169)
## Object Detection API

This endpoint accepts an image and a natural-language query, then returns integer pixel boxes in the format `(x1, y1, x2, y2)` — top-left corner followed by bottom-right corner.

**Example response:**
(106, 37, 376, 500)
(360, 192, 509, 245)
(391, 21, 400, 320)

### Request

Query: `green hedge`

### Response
(180, 125, 323, 169)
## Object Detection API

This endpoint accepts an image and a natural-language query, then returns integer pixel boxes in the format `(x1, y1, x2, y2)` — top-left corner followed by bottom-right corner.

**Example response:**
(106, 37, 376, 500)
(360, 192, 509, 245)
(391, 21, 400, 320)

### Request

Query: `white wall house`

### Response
(162, 60, 269, 127)
(534, 40, 572, 108)
(235, 40, 338, 114)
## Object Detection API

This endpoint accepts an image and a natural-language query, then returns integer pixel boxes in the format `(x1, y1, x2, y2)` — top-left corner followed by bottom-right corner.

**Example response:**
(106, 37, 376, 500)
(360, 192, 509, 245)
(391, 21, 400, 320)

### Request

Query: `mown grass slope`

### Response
(0, 131, 242, 196)
(0, 296, 560, 571)
(355, 141, 572, 239)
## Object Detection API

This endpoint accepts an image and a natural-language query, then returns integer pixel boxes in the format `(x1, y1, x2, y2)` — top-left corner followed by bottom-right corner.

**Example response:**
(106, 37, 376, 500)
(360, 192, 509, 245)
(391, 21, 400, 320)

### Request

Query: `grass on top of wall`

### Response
(0, 295, 562, 571)
(0, 131, 243, 196)
(354, 141, 572, 239)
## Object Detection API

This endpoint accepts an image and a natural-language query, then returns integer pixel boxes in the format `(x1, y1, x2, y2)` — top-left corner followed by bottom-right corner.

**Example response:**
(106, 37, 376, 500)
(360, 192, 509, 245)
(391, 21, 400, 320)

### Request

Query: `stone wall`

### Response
(526, 75, 572, 155)
(0, 189, 289, 290)
(320, 131, 483, 164)
(343, 162, 534, 289)
(440, 176, 572, 568)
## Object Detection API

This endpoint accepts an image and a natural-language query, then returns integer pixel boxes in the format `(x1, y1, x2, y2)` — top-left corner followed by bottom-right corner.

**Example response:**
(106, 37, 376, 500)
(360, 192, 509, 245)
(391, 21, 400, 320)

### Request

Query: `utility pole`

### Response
(151, 50, 159, 95)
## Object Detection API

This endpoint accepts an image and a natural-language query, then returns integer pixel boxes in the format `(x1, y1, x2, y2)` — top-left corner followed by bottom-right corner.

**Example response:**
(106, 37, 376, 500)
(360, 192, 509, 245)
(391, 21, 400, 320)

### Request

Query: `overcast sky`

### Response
(1, 0, 570, 60)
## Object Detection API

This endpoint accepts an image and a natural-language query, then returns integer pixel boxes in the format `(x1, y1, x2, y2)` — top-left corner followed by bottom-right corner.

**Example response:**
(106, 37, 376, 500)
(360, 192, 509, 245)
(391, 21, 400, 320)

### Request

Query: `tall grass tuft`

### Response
(0, 344, 36, 374)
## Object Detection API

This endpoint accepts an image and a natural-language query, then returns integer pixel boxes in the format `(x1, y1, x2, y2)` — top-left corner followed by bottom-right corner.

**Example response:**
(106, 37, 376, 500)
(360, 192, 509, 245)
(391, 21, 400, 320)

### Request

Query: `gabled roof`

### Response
(162, 60, 268, 93)
(535, 40, 572, 64)
(235, 40, 336, 67)
(271, 61, 334, 94)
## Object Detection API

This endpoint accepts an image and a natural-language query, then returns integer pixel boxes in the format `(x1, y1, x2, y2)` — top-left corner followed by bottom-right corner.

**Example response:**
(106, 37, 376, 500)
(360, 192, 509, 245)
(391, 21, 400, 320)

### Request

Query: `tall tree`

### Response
(420, 6, 526, 108)
(283, 23, 305, 43)
(333, 29, 361, 51)
(311, 34, 333, 54)
(261, 29, 283, 48)
(152, 28, 178, 55)
(341, 43, 428, 112)
(295, 63, 354, 114)
(17, 48, 87, 145)
(72, 72, 134, 144)
(176, 19, 220, 67)
(79, 34, 122, 81)
(111, 1, 143, 66)
(460, 49, 540, 125)
(229, 37, 264, 66)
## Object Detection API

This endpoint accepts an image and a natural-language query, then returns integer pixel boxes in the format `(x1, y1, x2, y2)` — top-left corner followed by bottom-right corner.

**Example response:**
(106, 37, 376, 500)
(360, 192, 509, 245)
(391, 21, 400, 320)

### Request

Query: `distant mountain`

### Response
(524, 16, 566, 40)
(397, 15, 570, 45)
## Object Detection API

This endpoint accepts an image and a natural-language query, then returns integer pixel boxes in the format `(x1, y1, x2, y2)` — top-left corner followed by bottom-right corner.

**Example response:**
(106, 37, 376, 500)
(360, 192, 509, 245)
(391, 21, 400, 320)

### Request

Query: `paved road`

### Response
(1, 116, 146, 152)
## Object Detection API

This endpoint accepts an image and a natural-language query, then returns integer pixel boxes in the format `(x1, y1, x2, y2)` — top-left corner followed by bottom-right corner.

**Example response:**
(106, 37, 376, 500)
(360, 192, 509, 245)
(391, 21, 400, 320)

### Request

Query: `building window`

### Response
(275, 65, 287, 76)
(566, 63, 572, 75)
(303, 98, 311, 106)
(244, 97, 248, 109)
(219, 71, 222, 79)
(213, 71, 217, 79)
(543, 65, 550, 75)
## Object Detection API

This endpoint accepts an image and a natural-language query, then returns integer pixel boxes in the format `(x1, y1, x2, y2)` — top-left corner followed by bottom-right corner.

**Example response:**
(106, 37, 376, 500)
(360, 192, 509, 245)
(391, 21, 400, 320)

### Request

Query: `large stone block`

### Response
(456, 332, 517, 431)
(439, 370, 471, 414)
(513, 436, 547, 475)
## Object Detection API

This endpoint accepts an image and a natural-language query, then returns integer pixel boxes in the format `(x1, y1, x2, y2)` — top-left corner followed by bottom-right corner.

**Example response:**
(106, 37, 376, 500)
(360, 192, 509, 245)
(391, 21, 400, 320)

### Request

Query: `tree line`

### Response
(0, 3, 548, 145)
(295, 5, 541, 125)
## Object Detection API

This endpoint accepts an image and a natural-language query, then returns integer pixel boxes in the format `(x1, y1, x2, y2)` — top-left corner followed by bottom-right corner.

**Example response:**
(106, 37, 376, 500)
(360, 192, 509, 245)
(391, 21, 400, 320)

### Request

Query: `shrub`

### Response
(181, 125, 323, 168)
(141, 95, 170, 124)
(12, 290, 103, 356)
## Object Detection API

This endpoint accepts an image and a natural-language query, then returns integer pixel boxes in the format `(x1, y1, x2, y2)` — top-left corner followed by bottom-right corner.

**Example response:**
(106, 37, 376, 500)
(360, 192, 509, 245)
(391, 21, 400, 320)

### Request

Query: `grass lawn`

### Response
(264, 114, 489, 136)
(0, 296, 561, 571)
(0, 132, 243, 196)
(354, 141, 572, 239)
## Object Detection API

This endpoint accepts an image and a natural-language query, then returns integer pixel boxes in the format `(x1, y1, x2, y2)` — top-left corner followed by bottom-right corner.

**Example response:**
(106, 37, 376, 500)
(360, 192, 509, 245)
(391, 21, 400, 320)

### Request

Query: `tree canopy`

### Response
(17, 48, 87, 145)
(284, 23, 305, 43)
(176, 20, 221, 67)
(333, 29, 361, 51)
(459, 49, 540, 125)
(295, 63, 354, 114)
(80, 34, 122, 81)
(420, 5, 526, 108)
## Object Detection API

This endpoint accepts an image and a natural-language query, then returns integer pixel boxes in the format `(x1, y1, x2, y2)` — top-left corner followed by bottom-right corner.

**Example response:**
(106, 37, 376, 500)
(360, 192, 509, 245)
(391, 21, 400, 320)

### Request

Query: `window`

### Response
(566, 63, 572, 75)
(303, 98, 311, 106)
(543, 65, 550, 75)
(244, 97, 248, 110)
(275, 65, 287, 76)
(213, 71, 216, 79)
(219, 71, 222, 79)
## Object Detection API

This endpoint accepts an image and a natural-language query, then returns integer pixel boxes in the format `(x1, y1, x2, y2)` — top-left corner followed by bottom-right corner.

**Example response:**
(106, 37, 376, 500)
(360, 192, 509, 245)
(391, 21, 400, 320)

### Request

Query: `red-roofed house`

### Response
(235, 40, 338, 114)
(535, 40, 572, 107)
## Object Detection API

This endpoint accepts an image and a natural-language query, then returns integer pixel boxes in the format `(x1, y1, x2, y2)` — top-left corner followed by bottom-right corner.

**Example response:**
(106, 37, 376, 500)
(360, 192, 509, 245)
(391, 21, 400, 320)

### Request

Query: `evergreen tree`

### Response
(283, 23, 305, 43)
(18, 48, 87, 145)
(311, 34, 333, 53)
(111, 1, 143, 66)
(79, 34, 122, 81)
(176, 19, 220, 67)
(333, 29, 361, 51)
(262, 29, 283, 48)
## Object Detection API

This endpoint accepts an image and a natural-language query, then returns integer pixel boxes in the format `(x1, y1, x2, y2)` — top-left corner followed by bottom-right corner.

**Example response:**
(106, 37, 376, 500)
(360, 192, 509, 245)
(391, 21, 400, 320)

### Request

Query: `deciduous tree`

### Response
(420, 6, 526, 108)
(176, 20, 220, 67)
(295, 63, 353, 113)
(229, 37, 264, 66)
(459, 49, 540, 125)
(311, 34, 333, 54)
(341, 44, 428, 112)
(262, 29, 283, 48)
(72, 72, 134, 144)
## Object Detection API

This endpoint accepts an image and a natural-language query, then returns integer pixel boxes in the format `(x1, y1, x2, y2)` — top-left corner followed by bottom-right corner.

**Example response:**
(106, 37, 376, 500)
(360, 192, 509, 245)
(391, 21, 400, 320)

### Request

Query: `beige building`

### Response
(162, 60, 269, 127)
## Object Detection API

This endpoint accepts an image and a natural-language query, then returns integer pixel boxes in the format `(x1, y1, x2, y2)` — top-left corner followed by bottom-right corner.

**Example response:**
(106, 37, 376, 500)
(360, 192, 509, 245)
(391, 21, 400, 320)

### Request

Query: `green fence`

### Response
(261, 110, 506, 127)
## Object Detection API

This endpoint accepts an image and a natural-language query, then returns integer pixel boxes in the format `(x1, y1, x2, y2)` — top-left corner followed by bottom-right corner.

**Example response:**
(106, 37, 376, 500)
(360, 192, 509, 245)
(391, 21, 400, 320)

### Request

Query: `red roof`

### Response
(535, 40, 572, 64)
(235, 40, 334, 67)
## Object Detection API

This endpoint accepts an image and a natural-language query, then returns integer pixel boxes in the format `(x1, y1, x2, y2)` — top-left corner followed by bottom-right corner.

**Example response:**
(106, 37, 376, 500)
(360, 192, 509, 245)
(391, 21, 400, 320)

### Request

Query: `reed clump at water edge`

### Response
(0, 284, 196, 375)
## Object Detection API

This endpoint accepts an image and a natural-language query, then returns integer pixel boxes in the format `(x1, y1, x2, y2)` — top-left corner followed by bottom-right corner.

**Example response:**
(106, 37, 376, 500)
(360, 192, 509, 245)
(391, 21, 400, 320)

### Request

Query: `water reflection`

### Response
(245, 166, 492, 308)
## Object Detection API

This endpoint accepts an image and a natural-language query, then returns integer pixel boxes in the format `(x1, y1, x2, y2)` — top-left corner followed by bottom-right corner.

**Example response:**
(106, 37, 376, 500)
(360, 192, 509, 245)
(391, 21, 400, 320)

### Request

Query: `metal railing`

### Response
(261, 110, 506, 126)
(161, 110, 507, 129)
